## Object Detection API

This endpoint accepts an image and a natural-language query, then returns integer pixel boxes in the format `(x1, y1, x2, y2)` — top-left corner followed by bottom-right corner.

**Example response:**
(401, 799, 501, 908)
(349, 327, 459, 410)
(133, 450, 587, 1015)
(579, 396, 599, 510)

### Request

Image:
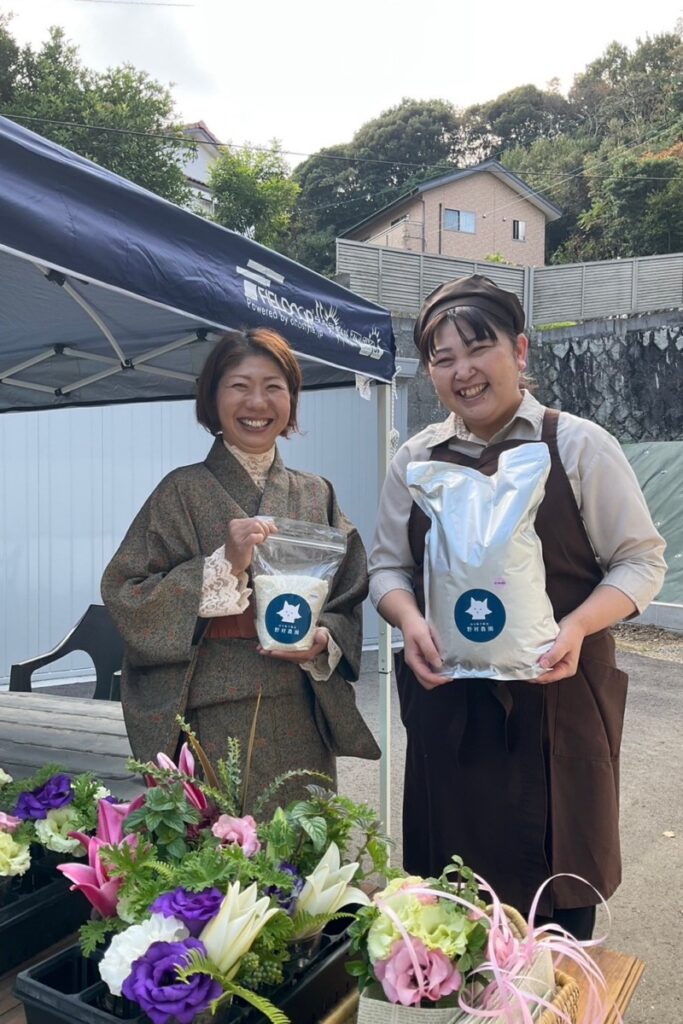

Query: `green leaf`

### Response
(222, 982, 291, 1024)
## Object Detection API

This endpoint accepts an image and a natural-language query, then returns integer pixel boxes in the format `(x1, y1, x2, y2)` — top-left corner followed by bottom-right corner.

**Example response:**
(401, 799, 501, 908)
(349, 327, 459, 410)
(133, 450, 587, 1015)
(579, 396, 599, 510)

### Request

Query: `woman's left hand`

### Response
(257, 628, 329, 664)
(534, 617, 586, 683)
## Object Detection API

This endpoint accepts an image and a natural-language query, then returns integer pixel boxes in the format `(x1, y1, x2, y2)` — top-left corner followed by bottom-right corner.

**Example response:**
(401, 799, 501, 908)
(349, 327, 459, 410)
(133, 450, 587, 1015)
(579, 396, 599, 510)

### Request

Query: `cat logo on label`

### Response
(265, 593, 312, 644)
(454, 589, 506, 643)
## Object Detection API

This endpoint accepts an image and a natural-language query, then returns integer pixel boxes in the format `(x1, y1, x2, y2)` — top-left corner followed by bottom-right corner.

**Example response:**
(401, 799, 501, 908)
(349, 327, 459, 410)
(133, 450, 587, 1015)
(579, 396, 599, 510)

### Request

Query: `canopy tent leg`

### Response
(377, 383, 393, 848)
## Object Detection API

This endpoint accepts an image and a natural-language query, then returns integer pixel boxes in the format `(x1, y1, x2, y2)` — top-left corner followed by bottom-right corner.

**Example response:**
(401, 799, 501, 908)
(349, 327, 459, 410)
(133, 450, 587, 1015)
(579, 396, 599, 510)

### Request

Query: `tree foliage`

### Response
(0, 16, 191, 204)
(286, 30, 683, 270)
(209, 142, 300, 249)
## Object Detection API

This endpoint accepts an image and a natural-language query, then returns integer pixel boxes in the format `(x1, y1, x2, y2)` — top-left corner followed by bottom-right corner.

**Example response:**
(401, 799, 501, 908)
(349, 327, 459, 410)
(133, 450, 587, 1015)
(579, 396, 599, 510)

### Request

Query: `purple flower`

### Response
(121, 938, 221, 1024)
(14, 774, 74, 821)
(149, 887, 224, 937)
(267, 862, 305, 915)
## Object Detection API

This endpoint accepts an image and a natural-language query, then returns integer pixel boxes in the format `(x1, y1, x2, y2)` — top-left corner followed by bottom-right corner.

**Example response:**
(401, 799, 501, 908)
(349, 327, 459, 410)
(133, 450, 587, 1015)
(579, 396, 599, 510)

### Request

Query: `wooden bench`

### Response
(0, 691, 142, 799)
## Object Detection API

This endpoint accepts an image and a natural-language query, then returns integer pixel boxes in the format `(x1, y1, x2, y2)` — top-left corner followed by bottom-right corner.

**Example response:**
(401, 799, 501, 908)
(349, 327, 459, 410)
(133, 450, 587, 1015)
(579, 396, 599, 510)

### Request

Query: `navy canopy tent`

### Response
(0, 115, 396, 832)
(0, 116, 395, 409)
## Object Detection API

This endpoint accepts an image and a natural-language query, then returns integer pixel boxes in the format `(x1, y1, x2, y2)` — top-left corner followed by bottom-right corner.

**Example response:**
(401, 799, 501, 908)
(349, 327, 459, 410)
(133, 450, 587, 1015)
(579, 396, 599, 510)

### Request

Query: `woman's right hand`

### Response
(225, 517, 277, 574)
(400, 611, 448, 690)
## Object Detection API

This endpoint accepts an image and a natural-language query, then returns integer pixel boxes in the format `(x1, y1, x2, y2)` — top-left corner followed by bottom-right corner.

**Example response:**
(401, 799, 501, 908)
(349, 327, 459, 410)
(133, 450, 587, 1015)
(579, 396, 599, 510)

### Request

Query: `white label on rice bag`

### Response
(253, 573, 329, 651)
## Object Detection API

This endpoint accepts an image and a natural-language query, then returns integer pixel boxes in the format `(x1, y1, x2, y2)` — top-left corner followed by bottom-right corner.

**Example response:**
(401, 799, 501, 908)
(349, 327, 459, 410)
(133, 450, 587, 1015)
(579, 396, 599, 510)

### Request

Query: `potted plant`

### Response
(0, 764, 110, 973)
(14, 720, 390, 1024)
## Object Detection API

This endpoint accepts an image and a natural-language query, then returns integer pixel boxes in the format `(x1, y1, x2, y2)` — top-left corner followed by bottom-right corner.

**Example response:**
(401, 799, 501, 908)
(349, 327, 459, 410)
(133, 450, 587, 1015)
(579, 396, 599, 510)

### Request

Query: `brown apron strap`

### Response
(540, 408, 560, 453)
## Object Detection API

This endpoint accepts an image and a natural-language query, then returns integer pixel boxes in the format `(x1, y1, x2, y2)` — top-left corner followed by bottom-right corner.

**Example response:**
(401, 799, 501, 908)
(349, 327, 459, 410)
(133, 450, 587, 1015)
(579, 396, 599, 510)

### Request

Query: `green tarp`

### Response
(623, 441, 682, 605)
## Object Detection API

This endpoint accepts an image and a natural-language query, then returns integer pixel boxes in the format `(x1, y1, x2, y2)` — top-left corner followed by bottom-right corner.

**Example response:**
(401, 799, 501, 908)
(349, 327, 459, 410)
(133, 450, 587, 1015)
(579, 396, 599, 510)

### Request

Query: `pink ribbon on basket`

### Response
(373, 873, 618, 1024)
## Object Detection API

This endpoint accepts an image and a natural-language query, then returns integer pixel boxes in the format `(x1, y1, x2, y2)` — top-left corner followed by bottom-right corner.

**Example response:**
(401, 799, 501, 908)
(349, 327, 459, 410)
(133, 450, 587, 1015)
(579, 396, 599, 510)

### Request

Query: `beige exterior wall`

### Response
(349, 172, 548, 266)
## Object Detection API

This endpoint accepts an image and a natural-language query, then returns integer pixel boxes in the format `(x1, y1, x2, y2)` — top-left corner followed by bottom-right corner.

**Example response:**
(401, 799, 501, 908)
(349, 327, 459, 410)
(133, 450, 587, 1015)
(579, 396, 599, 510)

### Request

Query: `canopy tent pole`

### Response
(377, 382, 393, 843)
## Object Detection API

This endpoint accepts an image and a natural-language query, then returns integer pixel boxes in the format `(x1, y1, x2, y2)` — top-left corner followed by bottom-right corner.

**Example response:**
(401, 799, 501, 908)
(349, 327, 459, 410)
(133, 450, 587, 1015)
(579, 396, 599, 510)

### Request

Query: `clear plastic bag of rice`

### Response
(251, 517, 347, 652)
(407, 443, 559, 681)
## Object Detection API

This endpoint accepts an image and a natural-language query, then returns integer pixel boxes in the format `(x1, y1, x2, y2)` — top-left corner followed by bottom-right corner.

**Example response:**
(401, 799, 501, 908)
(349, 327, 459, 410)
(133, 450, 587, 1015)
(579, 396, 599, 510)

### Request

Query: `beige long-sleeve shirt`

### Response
(369, 391, 666, 615)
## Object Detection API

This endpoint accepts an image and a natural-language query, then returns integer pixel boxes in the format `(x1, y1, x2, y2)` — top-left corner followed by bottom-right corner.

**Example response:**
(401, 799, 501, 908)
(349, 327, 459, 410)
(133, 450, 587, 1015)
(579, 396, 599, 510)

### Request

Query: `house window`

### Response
(513, 219, 526, 241)
(443, 209, 476, 233)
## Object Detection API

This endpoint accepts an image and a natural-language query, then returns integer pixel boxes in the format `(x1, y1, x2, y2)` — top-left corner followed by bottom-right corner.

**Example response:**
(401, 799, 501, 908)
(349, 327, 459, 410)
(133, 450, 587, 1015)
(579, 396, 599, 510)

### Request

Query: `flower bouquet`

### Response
(347, 858, 605, 1024)
(45, 720, 390, 1024)
(0, 764, 111, 971)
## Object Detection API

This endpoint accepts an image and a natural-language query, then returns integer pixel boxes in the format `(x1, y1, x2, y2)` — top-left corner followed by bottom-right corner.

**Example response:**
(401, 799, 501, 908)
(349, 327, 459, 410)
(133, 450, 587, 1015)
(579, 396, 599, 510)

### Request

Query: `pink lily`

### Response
(57, 832, 136, 918)
(155, 744, 208, 812)
(96, 796, 146, 845)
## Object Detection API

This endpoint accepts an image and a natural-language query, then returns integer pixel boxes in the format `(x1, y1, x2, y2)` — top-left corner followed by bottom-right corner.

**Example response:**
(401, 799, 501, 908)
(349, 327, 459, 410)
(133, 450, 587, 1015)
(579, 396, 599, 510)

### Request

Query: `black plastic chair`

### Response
(9, 604, 124, 700)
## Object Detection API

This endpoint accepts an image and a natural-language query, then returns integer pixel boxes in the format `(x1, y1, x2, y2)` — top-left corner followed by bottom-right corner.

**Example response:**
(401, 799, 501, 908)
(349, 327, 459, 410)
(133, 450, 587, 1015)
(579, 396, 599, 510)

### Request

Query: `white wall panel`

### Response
(0, 385, 406, 684)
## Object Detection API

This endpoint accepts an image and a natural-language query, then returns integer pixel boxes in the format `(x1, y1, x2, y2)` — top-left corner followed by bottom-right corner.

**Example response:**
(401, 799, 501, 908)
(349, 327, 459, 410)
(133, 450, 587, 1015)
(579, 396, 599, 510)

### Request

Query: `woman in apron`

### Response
(369, 275, 666, 938)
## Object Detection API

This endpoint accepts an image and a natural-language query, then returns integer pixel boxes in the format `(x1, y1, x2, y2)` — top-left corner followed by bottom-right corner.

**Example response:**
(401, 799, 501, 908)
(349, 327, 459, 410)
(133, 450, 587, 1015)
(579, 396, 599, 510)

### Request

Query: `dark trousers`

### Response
(532, 904, 596, 941)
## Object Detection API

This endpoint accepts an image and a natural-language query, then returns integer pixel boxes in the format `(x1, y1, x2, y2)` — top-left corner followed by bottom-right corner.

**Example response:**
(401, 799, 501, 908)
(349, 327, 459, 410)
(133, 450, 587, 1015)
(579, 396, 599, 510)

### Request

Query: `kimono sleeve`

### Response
(316, 479, 368, 682)
(101, 473, 206, 668)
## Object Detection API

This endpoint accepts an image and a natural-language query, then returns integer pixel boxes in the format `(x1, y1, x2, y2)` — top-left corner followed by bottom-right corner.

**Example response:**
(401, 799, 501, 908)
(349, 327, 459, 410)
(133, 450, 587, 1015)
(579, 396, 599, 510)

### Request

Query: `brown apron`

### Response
(398, 409, 627, 913)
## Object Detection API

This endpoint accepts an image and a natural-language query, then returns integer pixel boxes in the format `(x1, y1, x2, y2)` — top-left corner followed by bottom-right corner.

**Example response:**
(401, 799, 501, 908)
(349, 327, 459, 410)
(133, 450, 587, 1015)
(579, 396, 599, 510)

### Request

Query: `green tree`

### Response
(461, 84, 578, 158)
(289, 99, 463, 272)
(209, 142, 300, 249)
(569, 33, 683, 142)
(0, 21, 191, 204)
(0, 13, 19, 104)
(556, 147, 683, 261)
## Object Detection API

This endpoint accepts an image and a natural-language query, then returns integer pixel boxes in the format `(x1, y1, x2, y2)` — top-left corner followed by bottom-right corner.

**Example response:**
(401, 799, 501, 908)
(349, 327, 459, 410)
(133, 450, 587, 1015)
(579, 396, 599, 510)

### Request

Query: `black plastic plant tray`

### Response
(0, 865, 89, 976)
(14, 926, 355, 1024)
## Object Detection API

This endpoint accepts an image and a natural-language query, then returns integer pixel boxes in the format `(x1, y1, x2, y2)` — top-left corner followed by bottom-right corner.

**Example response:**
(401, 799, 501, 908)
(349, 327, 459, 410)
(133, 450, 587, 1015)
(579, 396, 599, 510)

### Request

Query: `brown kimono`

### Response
(399, 410, 626, 914)
(102, 440, 380, 807)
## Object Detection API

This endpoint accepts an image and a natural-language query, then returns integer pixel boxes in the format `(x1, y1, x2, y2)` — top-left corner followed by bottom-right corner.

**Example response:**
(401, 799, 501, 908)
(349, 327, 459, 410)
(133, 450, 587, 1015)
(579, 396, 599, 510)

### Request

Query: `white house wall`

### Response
(0, 386, 406, 686)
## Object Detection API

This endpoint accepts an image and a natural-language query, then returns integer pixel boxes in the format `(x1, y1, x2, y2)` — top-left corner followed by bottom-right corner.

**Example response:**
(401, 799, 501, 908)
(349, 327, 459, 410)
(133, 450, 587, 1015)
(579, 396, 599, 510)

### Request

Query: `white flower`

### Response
(99, 914, 189, 996)
(94, 786, 111, 801)
(0, 832, 31, 877)
(200, 881, 280, 978)
(295, 841, 370, 937)
(0, 768, 13, 788)
(34, 807, 86, 855)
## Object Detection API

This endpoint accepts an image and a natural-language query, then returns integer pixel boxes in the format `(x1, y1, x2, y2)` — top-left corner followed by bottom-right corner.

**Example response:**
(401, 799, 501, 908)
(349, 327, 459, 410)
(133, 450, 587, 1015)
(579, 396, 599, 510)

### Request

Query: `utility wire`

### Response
(73, 1, 195, 6)
(2, 112, 451, 170)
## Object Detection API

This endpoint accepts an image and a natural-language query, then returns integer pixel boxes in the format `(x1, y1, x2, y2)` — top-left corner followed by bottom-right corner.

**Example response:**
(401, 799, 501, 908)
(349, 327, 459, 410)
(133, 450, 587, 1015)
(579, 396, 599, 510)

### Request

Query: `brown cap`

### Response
(413, 273, 525, 348)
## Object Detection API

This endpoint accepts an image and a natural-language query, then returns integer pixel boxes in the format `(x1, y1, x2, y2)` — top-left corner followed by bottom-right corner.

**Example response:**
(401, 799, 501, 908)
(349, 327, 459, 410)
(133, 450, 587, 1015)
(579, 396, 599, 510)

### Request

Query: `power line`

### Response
(2, 112, 449, 170)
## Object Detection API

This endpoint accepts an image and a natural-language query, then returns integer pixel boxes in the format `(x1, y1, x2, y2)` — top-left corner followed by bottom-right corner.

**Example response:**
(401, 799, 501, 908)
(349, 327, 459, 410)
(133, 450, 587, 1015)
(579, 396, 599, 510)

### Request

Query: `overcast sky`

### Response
(5, 0, 683, 168)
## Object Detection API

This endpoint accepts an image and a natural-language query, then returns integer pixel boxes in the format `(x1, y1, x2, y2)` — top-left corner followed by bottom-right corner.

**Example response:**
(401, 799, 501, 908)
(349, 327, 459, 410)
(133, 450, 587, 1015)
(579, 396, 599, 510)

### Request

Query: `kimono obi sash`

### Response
(205, 605, 257, 640)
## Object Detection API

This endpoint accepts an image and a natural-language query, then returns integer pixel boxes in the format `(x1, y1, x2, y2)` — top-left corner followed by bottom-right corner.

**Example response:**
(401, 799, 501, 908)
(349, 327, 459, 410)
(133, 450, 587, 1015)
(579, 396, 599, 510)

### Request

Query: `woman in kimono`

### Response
(102, 328, 379, 806)
(369, 274, 666, 938)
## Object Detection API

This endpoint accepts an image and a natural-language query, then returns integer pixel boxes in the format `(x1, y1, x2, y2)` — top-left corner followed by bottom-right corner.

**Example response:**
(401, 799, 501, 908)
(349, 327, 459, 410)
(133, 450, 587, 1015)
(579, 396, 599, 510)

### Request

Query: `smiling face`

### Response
(216, 354, 292, 454)
(428, 319, 528, 441)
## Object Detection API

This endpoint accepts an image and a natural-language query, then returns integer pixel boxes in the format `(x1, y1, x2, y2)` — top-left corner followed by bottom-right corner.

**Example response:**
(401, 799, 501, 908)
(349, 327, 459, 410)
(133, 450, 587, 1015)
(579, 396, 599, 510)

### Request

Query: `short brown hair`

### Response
(196, 328, 302, 436)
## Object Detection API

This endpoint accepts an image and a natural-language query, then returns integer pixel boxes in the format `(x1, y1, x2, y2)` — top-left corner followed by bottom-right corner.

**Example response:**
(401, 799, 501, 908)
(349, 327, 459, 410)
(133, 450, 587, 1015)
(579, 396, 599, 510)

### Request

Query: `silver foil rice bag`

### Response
(407, 443, 559, 681)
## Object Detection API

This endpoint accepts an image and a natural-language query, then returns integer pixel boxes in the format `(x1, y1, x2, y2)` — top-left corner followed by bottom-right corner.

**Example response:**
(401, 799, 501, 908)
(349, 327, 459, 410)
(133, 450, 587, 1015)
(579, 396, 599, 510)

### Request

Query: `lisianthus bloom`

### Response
(295, 841, 370, 937)
(0, 810, 21, 833)
(122, 938, 222, 1024)
(35, 807, 86, 855)
(0, 831, 31, 877)
(150, 887, 224, 937)
(266, 862, 305, 914)
(14, 773, 74, 820)
(200, 881, 280, 978)
(368, 877, 460, 962)
(375, 937, 461, 1006)
(57, 831, 136, 917)
(0, 768, 12, 788)
(211, 813, 260, 857)
(155, 745, 207, 812)
(99, 913, 189, 997)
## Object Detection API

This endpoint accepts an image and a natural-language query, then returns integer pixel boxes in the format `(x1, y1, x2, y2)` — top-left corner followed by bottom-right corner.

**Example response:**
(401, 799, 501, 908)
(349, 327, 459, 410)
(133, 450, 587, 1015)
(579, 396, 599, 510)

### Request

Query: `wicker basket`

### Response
(503, 905, 580, 1024)
(355, 904, 581, 1024)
